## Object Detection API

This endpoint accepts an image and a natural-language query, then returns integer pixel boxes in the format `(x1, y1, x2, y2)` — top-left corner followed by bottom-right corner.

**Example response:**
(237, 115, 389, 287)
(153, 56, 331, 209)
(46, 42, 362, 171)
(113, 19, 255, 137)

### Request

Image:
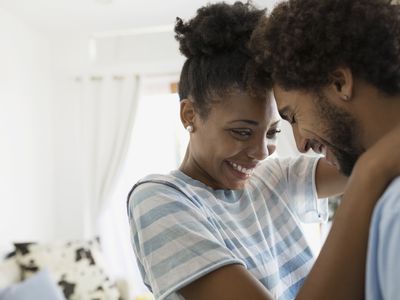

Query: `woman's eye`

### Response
(231, 129, 252, 139)
(267, 129, 282, 139)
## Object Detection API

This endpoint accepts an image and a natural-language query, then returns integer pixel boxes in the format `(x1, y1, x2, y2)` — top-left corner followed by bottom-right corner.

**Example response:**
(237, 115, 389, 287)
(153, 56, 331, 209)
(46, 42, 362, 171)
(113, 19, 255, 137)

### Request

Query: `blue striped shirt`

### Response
(127, 156, 327, 299)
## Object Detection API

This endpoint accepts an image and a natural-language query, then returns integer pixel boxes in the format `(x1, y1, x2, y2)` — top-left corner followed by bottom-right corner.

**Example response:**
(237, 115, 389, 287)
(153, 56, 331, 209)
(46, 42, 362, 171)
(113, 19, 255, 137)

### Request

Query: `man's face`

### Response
(273, 85, 364, 176)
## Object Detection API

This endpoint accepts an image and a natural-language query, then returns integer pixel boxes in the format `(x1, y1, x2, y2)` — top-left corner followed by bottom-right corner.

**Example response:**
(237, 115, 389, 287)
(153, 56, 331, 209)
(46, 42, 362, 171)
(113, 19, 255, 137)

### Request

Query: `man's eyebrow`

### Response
(278, 106, 291, 119)
(228, 120, 259, 125)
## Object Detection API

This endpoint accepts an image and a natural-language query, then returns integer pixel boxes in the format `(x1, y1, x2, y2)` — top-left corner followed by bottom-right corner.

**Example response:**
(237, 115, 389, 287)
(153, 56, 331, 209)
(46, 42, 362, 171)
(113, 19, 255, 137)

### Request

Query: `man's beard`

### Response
(315, 93, 365, 177)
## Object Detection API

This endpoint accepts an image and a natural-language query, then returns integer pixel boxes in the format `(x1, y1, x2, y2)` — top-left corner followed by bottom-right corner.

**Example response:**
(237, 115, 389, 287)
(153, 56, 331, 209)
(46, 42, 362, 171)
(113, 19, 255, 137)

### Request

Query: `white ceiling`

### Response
(0, 0, 278, 36)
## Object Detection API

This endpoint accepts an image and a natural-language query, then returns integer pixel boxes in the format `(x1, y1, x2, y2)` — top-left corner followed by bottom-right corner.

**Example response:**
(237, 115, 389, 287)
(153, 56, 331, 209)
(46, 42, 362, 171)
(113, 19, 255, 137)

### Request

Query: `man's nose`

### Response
(292, 125, 310, 153)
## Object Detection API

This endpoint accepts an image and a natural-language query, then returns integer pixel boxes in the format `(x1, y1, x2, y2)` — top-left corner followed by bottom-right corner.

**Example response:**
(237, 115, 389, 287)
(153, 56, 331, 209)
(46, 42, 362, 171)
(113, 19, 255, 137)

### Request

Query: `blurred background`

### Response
(0, 0, 323, 299)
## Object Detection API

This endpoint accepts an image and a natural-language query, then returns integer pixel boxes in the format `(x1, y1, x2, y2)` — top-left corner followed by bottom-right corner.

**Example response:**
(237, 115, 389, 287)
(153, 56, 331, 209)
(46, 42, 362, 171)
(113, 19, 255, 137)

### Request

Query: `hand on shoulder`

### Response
(353, 124, 400, 182)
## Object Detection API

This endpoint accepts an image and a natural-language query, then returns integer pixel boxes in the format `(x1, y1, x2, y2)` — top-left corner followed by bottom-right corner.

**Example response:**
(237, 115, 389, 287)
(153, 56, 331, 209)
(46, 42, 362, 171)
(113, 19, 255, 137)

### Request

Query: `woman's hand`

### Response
(296, 124, 400, 300)
(354, 123, 400, 182)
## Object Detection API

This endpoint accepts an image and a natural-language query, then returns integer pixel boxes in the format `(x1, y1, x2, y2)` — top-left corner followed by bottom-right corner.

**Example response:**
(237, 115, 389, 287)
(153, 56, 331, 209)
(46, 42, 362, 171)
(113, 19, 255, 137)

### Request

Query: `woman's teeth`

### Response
(228, 161, 254, 175)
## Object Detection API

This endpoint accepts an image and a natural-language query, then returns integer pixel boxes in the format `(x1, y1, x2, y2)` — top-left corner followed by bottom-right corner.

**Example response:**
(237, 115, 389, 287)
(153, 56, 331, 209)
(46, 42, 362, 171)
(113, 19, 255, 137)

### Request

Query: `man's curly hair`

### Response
(175, 1, 266, 118)
(250, 0, 400, 95)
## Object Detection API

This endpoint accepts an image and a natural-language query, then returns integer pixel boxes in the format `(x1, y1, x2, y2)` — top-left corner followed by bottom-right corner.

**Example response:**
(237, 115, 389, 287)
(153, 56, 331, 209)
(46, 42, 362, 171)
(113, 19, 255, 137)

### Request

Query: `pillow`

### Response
(0, 269, 65, 300)
(14, 239, 121, 300)
(0, 252, 21, 288)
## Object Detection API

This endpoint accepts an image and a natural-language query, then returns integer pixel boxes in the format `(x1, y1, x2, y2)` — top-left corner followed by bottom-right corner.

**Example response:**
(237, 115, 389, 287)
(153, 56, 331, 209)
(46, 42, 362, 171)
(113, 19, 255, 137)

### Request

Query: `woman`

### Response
(127, 2, 400, 299)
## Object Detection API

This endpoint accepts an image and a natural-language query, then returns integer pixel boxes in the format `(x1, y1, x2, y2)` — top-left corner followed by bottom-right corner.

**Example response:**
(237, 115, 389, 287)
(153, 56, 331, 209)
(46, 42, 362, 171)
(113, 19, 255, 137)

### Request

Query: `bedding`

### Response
(0, 252, 20, 289)
(0, 270, 65, 300)
(13, 239, 121, 300)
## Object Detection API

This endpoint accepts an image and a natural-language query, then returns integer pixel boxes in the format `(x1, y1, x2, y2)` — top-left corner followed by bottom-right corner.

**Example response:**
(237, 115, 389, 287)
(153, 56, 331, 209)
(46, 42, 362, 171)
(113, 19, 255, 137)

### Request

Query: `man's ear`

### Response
(329, 67, 354, 102)
(180, 99, 196, 128)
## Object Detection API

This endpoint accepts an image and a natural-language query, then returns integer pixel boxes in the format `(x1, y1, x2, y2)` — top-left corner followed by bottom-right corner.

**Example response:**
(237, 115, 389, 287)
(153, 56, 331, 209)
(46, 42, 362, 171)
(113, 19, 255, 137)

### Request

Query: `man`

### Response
(250, 0, 400, 299)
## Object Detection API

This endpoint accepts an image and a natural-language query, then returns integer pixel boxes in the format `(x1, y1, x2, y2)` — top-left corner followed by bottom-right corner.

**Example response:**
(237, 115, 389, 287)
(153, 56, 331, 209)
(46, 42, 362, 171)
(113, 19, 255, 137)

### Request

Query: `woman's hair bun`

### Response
(175, 2, 265, 58)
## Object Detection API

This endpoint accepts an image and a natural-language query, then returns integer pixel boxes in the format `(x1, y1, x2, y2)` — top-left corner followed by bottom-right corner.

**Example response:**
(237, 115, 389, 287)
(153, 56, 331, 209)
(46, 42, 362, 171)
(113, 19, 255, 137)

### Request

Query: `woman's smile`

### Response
(226, 160, 257, 177)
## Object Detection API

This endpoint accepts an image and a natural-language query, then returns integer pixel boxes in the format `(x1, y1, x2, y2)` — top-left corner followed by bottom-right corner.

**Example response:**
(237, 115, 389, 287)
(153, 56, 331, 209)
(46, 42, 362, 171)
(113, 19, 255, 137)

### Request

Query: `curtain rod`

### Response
(91, 25, 174, 39)
(74, 72, 179, 82)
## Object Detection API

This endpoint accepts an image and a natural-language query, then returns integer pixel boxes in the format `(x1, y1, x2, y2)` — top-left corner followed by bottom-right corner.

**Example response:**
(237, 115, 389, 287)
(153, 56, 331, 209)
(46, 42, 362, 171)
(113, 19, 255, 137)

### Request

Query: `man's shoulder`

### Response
(369, 177, 400, 235)
(366, 177, 400, 300)
(375, 176, 400, 215)
(384, 176, 400, 196)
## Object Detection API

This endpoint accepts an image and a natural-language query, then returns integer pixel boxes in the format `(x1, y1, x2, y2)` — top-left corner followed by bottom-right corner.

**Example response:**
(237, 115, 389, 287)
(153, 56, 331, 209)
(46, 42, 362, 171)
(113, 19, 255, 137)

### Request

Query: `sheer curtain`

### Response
(74, 74, 141, 237)
(98, 75, 185, 298)
(275, 120, 325, 255)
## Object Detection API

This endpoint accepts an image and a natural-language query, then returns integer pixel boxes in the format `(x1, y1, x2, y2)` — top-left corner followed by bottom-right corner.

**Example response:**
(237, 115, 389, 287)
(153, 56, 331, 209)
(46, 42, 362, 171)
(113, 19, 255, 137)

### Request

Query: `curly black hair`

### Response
(250, 0, 400, 95)
(175, 1, 266, 118)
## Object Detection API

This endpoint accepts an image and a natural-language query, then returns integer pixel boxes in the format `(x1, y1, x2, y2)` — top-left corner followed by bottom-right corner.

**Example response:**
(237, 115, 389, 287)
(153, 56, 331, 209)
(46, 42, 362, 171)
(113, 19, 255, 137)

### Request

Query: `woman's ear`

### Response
(329, 67, 354, 102)
(180, 99, 196, 129)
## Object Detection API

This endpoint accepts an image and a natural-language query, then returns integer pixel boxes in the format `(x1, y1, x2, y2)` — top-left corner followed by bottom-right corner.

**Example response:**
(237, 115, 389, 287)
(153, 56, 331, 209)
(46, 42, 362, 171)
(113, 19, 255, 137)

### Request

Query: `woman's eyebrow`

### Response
(271, 120, 280, 127)
(228, 119, 281, 126)
(228, 119, 259, 125)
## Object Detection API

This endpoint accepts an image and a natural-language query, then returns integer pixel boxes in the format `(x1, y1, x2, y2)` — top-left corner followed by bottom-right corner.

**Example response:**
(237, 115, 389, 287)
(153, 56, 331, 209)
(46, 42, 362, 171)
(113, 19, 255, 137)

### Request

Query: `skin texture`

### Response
(273, 85, 363, 176)
(273, 68, 400, 176)
(179, 90, 280, 190)
(295, 124, 400, 300)
(179, 88, 346, 195)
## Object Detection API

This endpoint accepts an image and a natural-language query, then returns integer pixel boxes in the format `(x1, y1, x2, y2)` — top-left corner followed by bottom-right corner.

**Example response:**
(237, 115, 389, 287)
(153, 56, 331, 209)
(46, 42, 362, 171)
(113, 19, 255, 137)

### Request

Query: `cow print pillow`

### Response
(14, 239, 121, 300)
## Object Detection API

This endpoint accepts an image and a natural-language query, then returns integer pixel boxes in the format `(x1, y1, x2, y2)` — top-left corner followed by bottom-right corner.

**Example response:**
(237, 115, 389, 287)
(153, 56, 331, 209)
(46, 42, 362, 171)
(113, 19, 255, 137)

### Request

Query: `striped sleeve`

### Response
(257, 156, 328, 223)
(128, 182, 245, 300)
(283, 156, 328, 223)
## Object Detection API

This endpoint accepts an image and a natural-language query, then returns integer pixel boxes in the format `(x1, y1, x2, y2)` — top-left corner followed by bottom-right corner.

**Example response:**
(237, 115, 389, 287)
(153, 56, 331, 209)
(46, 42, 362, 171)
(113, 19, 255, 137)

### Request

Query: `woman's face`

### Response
(183, 90, 281, 190)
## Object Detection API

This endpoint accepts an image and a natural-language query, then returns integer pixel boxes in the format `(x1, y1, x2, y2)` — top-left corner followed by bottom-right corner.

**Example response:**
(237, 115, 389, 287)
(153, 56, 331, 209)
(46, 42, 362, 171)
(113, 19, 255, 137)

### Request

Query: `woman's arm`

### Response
(180, 264, 274, 300)
(179, 125, 400, 300)
(296, 124, 400, 300)
(178, 165, 368, 300)
(315, 159, 348, 198)
(297, 160, 385, 299)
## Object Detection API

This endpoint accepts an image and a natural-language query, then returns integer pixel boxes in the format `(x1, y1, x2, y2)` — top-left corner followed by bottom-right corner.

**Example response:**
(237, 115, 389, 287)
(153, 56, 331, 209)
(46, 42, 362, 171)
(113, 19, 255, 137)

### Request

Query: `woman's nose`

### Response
(247, 138, 270, 161)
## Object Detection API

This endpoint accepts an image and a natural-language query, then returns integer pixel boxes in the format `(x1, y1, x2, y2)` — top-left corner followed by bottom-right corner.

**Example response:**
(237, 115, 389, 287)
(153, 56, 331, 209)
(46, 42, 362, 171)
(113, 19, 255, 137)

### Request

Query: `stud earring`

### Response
(186, 125, 193, 133)
(341, 95, 350, 101)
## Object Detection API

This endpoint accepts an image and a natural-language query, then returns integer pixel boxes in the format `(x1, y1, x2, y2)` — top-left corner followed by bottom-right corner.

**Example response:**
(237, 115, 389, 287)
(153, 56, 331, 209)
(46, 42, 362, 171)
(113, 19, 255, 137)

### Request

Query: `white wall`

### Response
(0, 8, 55, 252)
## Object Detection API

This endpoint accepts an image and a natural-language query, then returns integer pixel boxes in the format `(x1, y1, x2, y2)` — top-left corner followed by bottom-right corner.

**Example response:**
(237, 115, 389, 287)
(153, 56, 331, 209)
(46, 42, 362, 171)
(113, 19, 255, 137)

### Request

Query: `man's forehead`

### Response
(272, 85, 290, 103)
(271, 90, 290, 114)
(272, 85, 312, 113)
(277, 106, 292, 116)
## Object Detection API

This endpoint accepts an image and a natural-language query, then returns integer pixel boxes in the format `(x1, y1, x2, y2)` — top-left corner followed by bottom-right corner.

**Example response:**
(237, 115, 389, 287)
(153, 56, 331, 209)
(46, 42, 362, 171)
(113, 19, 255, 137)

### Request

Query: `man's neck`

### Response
(359, 92, 400, 149)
